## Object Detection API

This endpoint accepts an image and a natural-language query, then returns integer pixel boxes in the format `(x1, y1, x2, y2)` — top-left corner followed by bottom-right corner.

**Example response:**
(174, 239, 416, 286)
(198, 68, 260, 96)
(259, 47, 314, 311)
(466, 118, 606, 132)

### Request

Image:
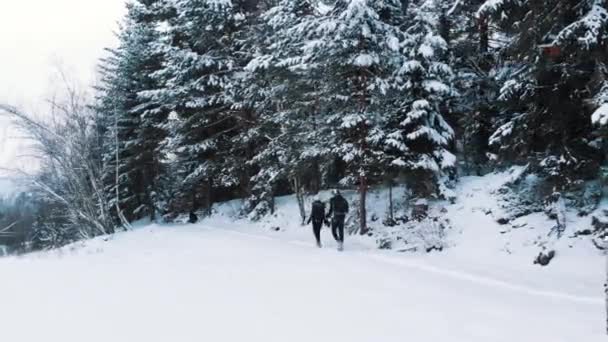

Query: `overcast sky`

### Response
(0, 0, 126, 180)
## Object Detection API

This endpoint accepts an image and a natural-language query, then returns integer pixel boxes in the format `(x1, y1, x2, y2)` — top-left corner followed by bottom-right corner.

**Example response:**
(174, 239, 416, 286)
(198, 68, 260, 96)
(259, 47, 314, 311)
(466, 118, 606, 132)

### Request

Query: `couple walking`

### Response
(306, 190, 349, 251)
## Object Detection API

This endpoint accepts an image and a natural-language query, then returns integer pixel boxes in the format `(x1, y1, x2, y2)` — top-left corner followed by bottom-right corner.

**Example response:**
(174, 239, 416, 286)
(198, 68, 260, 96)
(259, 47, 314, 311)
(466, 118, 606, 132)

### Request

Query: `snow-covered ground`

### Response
(0, 170, 605, 341)
(209, 168, 605, 298)
(0, 222, 603, 342)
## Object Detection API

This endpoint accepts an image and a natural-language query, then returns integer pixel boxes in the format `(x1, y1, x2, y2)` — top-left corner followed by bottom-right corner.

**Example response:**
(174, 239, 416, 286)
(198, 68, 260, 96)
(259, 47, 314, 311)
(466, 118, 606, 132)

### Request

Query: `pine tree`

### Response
(242, 0, 325, 219)
(386, 0, 457, 200)
(446, 0, 499, 175)
(96, 0, 168, 222)
(221, 0, 274, 215)
(145, 0, 245, 215)
(310, 0, 406, 234)
(479, 0, 608, 189)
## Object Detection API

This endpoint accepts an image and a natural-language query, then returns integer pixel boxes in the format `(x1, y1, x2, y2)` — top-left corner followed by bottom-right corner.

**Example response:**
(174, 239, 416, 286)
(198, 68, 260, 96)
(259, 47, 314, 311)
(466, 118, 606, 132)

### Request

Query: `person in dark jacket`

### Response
(326, 189, 349, 251)
(307, 195, 326, 248)
(188, 211, 198, 224)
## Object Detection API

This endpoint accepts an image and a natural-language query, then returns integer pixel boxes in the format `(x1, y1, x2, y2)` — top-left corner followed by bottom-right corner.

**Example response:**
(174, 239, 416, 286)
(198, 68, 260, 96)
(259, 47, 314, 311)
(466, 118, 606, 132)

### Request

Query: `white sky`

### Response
(0, 0, 126, 183)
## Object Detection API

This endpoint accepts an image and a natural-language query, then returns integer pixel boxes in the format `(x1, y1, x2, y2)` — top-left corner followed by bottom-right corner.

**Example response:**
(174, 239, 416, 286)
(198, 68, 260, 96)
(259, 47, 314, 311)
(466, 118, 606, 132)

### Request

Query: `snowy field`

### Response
(0, 170, 606, 341)
(0, 221, 604, 342)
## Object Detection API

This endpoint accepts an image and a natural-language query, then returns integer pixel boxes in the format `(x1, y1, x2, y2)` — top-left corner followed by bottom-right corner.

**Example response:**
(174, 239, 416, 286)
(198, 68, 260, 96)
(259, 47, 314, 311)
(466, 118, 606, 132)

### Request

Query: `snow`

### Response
(398, 60, 424, 74)
(387, 35, 400, 52)
(439, 149, 457, 168)
(422, 79, 451, 94)
(406, 126, 449, 146)
(316, 1, 333, 16)
(340, 113, 366, 129)
(0, 171, 605, 341)
(353, 53, 377, 67)
(592, 103, 608, 126)
(0, 223, 602, 341)
(477, 0, 507, 18)
(555, 1, 608, 49)
(489, 121, 514, 145)
(418, 43, 434, 58)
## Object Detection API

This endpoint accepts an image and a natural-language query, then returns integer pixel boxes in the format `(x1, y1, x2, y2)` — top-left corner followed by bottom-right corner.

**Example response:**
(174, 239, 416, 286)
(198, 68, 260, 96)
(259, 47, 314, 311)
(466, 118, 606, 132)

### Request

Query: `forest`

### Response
(0, 0, 607, 251)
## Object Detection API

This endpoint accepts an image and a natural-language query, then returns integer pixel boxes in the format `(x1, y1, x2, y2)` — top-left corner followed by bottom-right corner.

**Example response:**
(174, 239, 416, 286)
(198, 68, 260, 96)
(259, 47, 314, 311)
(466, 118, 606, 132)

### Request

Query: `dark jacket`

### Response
(327, 194, 349, 218)
(307, 200, 326, 224)
(188, 212, 198, 224)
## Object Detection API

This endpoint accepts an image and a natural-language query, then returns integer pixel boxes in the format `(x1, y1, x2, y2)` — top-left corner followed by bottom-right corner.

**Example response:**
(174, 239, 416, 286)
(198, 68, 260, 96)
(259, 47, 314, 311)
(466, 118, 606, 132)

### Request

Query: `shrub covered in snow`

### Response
(494, 166, 604, 226)
(375, 215, 451, 253)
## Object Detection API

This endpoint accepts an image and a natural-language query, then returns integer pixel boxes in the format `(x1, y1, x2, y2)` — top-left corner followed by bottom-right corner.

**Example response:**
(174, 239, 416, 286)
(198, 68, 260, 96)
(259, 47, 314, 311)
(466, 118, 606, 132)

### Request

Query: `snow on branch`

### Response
(592, 104, 608, 127)
(554, 0, 608, 49)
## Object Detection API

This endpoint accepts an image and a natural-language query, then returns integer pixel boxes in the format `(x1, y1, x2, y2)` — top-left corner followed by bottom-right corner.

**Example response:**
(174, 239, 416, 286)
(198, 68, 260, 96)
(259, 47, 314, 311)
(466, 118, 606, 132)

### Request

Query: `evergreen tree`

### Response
(386, 0, 457, 200)
(310, 0, 406, 234)
(96, 0, 168, 222)
(222, 0, 274, 214)
(243, 0, 325, 219)
(479, 0, 608, 189)
(145, 0, 244, 215)
(447, 0, 499, 175)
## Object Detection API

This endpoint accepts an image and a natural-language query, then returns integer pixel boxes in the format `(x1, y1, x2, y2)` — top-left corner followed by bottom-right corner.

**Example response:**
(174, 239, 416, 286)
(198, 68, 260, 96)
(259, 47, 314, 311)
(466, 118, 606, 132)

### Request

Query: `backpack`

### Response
(311, 201, 325, 221)
(333, 195, 349, 215)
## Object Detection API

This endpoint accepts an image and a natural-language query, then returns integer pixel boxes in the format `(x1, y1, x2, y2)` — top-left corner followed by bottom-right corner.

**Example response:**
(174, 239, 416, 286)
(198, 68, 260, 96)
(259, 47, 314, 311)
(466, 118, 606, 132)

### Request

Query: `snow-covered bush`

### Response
(494, 175, 545, 224)
(495, 165, 603, 225)
(246, 198, 272, 222)
(375, 216, 451, 253)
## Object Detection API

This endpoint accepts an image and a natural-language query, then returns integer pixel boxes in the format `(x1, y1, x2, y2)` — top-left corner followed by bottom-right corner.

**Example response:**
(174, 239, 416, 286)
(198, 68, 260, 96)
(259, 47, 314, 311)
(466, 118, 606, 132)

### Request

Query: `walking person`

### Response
(307, 195, 326, 248)
(326, 189, 349, 251)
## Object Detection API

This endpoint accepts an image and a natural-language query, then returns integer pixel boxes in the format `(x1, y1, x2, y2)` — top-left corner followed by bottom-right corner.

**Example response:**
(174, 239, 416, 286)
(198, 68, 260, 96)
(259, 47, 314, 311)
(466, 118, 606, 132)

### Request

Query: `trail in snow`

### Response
(220, 226, 602, 305)
(0, 224, 604, 342)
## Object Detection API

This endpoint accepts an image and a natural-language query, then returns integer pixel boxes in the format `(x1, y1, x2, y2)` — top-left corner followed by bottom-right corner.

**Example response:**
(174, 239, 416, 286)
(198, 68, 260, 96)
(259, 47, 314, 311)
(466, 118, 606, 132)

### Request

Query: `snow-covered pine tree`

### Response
(309, 0, 406, 234)
(385, 0, 457, 201)
(219, 0, 275, 215)
(145, 0, 245, 216)
(478, 0, 608, 190)
(130, 0, 174, 221)
(242, 0, 326, 220)
(446, 0, 499, 175)
(96, 0, 168, 223)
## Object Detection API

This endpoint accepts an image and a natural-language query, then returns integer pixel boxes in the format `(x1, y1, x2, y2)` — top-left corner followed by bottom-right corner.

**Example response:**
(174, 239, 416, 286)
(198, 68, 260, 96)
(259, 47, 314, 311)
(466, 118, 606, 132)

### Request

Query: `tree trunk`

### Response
(388, 180, 394, 223)
(149, 201, 156, 222)
(294, 176, 306, 225)
(359, 175, 368, 235)
(269, 189, 275, 215)
(479, 18, 489, 53)
(439, 12, 450, 45)
(312, 159, 321, 194)
(401, 0, 409, 15)
(206, 178, 213, 217)
(114, 111, 130, 230)
(191, 191, 198, 214)
(148, 156, 156, 222)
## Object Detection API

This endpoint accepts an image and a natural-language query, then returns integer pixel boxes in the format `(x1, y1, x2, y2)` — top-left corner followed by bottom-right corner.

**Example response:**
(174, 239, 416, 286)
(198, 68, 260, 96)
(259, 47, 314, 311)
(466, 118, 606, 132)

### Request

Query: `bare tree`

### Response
(0, 73, 118, 243)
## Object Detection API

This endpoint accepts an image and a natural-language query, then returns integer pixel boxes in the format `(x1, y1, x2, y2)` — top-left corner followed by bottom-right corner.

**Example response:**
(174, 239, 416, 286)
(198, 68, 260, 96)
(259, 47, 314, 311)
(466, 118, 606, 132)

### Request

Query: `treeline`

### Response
(0, 193, 35, 253)
(2, 0, 608, 249)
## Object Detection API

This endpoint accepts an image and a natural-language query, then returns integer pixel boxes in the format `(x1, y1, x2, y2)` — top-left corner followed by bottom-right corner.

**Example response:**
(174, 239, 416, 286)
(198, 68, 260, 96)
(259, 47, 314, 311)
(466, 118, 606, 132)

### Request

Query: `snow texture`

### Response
(592, 103, 608, 127)
(554, 0, 608, 49)
(1, 171, 602, 342)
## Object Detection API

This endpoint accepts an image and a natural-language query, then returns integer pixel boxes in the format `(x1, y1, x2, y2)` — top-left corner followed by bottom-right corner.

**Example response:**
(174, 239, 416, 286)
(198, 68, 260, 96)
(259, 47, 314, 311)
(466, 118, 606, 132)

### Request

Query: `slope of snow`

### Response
(0, 222, 604, 342)
(0, 170, 605, 341)
(439, 171, 604, 297)
(205, 168, 604, 303)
